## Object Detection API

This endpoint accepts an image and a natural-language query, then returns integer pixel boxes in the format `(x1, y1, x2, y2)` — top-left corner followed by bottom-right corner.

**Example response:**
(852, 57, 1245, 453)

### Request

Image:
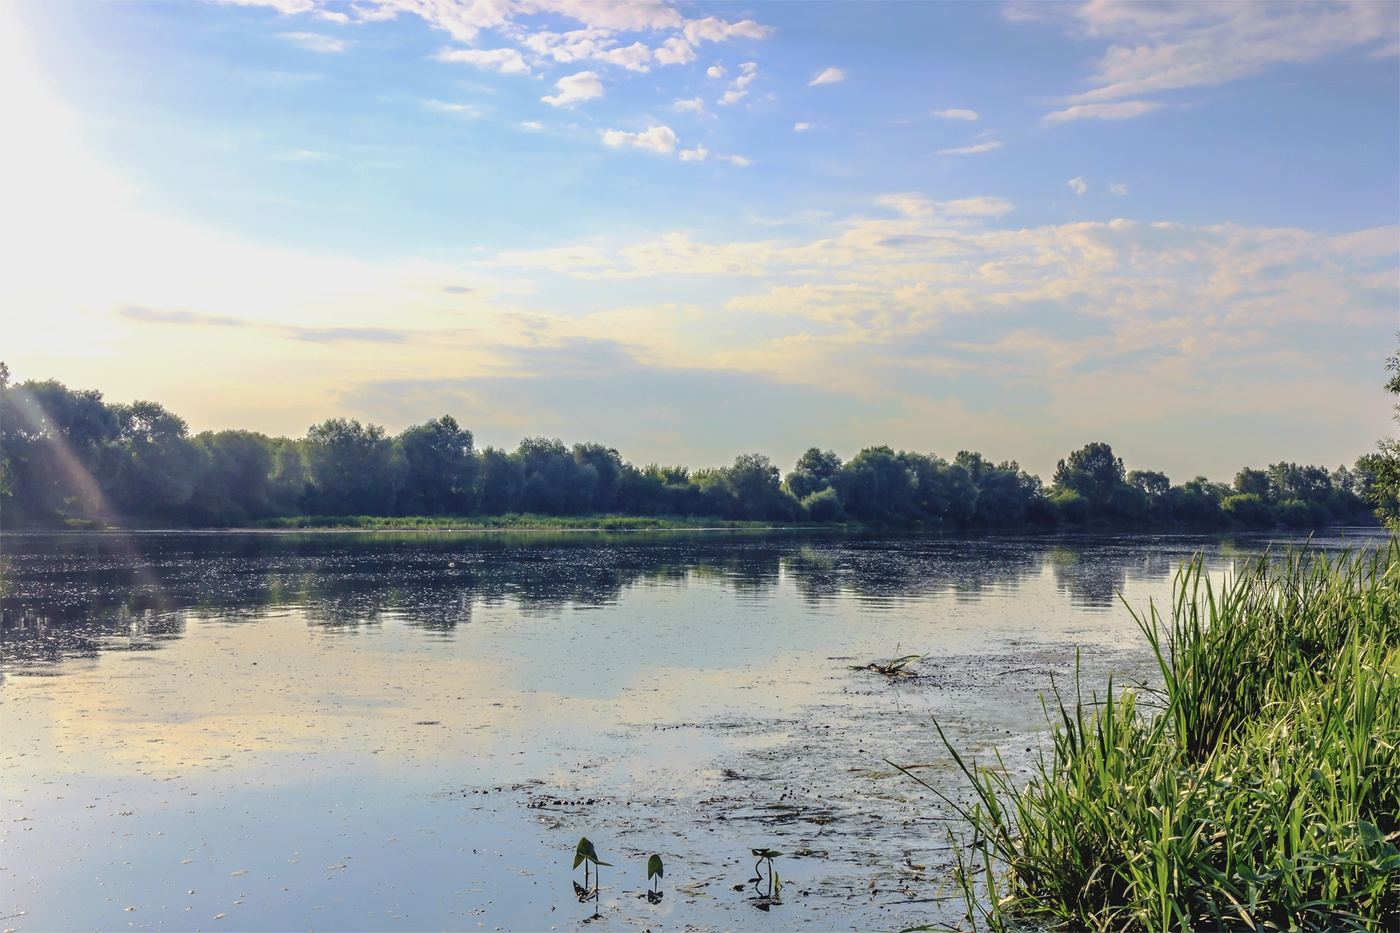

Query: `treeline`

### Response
(0, 371, 1382, 530)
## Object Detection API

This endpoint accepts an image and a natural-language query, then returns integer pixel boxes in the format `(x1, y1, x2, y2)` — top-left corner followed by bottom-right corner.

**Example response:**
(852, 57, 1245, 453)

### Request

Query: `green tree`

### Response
(102, 401, 204, 520)
(1360, 347, 1400, 529)
(0, 378, 119, 523)
(692, 467, 737, 518)
(397, 416, 476, 515)
(726, 453, 801, 520)
(904, 453, 978, 527)
(1051, 442, 1147, 522)
(836, 446, 917, 521)
(515, 437, 595, 514)
(475, 446, 524, 514)
(961, 454, 1046, 527)
(1234, 467, 1271, 502)
(573, 443, 624, 512)
(785, 448, 842, 500)
(188, 430, 280, 525)
(302, 418, 402, 515)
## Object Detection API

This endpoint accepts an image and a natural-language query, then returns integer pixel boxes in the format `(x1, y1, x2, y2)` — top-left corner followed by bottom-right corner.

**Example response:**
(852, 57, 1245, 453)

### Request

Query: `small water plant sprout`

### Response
(573, 836, 610, 917)
(748, 847, 782, 909)
(646, 854, 664, 903)
(852, 644, 922, 677)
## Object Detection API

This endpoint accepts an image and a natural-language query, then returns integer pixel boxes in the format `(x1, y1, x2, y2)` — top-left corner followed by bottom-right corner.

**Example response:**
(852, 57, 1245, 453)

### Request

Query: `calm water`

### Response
(0, 529, 1382, 932)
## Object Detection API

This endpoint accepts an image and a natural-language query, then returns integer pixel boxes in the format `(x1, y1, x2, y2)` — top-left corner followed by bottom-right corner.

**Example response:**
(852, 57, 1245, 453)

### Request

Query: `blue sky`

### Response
(2, 0, 1397, 480)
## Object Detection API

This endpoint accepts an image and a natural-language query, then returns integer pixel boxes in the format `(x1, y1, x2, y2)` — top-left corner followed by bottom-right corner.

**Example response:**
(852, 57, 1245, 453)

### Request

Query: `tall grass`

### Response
(907, 543, 1400, 931)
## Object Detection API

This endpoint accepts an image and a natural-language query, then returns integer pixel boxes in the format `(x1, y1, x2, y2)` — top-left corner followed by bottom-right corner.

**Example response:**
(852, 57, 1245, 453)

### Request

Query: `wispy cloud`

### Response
(679, 145, 708, 162)
(931, 108, 978, 120)
(1108, 182, 1128, 195)
(938, 140, 1002, 155)
(248, 0, 774, 95)
(494, 245, 612, 270)
(1068, 176, 1087, 195)
(276, 32, 349, 53)
(809, 66, 844, 86)
(541, 70, 604, 107)
(285, 326, 408, 344)
(118, 305, 245, 327)
(794, 122, 815, 131)
(1017, 1, 1398, 121)
(1044, 100, 1160, 124)
(274, 149, 333, 161)
(670, 97, 704, 114)
(602, 125, 678, 154)
(423, 99, 480, 117)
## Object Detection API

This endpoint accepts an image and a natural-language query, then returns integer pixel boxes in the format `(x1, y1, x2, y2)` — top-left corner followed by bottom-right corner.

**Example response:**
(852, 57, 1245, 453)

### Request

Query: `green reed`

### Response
(904, 542, 1400, 931)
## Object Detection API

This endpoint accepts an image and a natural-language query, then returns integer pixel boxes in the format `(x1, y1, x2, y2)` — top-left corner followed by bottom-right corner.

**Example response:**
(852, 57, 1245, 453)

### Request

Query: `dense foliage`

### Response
(922, 544, 1400, 931)
(0, 368, 1380, 529)
(1358, 349, 1400, 532)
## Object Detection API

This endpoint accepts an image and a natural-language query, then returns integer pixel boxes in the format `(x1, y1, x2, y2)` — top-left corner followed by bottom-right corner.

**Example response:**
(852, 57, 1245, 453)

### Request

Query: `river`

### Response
(0, 528, 1381, 931)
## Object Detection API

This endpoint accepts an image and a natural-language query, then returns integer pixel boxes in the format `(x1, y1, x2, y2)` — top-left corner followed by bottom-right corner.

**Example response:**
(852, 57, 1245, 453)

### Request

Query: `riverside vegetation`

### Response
(908, 542, 1400, 931)
(0, 366, 1387, 531)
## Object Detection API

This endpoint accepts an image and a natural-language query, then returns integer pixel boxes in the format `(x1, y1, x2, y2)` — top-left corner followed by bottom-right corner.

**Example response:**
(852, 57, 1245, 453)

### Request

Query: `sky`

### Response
(1, 0, 1397, 481)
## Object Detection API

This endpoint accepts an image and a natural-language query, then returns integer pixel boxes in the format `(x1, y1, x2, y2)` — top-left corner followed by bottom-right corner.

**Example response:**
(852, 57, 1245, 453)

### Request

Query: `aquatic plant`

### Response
(749, 847, 783, 906)
(646, 853, 664, 903)
(900, 543, 1400, 931)
(573, 836, 611, 917)
(853, 645, 922, 677)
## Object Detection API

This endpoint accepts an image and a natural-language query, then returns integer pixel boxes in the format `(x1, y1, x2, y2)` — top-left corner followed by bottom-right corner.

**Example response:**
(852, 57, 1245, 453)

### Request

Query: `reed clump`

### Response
(920, 542, 1400, 931)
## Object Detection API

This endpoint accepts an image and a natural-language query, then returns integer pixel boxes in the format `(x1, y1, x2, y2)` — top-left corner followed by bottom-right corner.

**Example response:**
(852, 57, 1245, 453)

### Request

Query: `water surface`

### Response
(0, 529, 1380, 931)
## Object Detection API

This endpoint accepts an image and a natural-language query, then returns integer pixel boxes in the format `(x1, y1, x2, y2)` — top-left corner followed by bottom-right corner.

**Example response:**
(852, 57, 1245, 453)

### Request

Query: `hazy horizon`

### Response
(2, 0, 1397, 480)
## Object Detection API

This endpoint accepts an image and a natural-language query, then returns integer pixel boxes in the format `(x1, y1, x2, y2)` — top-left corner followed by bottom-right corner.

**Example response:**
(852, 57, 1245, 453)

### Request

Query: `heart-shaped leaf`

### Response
(574, 836, 597, 869)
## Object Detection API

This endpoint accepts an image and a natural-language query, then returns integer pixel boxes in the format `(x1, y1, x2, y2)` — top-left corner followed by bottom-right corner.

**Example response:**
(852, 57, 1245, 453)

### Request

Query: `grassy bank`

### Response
(910, 542, 1400, 931)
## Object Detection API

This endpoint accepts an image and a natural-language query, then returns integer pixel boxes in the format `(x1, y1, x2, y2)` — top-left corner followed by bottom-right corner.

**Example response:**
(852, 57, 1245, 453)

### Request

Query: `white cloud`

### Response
(541, 70, 604, 107)
(794, 122, 814, 131)
(595, 40, 652, 72)
(809, 67, 844, 86)
(931, 108, 978, 120)
(226, 0, 347, 24)
(435, 47, 530, 75)
(679, 145, 708, 162)
(938, 140, 1003, 155)
(671, 97, 704, 114)
(1044, 100, 1161, 123)
(1067, 2, 1398, 102)
(877, 194, 1015, 219)
(246, 1, 776, 91)
(520, 121, 543, 130)
(1016, 1, 1397, 124)
(653, 37, 696, 65)
(718, 61, 757, 105)
(275, 149, 333, 161)
(1068, 176, 1088, 195)
(717, 154, 752, 166)
(602, 125, 678, 154)
(276, 32, 349, 53)
(1108, 182, 1129, 195)
(682, 17, 773, 45)
(423, 99, 480, 117)
(706, 64, 727, 78)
